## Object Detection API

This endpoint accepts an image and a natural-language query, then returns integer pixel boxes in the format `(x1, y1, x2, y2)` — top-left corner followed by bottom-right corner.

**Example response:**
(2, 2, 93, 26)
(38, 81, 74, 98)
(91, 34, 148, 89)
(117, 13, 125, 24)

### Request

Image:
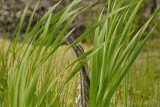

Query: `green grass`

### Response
(0, 38, 159, 106)
(0, 0, 160, 107)
(0, 39, 77, 106)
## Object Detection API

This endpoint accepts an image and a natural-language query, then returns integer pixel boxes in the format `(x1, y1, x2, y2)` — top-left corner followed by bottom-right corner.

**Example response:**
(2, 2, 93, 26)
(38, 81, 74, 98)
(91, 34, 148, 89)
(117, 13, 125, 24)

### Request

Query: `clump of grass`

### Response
(64, 0, 160, 107)
(0, 0, 90, 106)
(0, 0, 160, 107)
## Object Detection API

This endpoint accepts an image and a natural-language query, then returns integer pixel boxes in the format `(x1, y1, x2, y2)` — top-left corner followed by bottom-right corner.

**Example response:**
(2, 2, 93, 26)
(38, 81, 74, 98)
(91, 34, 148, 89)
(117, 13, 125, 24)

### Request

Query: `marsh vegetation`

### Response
(0, 0, 160, 106)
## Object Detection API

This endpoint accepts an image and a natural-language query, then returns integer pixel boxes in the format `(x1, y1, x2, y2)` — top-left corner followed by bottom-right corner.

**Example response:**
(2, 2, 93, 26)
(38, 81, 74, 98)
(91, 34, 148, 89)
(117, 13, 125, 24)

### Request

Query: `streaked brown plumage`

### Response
(66, 37, 90, 107)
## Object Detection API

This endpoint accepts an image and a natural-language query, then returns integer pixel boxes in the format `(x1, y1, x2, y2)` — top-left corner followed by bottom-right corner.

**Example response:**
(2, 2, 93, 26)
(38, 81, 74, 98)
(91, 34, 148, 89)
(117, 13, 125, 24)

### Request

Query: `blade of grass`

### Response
(13, 2, 30, 52)
(24, 1, 39, 38)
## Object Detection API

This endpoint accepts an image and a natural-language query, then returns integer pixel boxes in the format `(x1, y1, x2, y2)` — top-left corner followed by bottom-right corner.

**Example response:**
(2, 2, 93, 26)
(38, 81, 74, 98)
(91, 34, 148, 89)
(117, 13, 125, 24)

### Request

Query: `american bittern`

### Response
(66, 37, 90, 107)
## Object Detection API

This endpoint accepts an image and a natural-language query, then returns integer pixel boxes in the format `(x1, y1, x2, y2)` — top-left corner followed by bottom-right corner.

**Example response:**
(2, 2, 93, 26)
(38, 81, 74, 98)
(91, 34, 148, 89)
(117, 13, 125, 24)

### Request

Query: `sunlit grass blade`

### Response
(24, 1, 39, 38)
(10, 59, 17, 107)
(30, 14, 51, 71)
(91, 8, 105, 97)
(12, 2, 30, 52)
(66, 49, 93, 69)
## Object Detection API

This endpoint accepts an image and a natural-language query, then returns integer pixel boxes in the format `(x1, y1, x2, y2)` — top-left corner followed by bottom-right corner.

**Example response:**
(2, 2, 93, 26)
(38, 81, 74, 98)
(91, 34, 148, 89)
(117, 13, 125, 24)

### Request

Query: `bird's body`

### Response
(66, 37, 90, 107)
(76, 67, 90, 107)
